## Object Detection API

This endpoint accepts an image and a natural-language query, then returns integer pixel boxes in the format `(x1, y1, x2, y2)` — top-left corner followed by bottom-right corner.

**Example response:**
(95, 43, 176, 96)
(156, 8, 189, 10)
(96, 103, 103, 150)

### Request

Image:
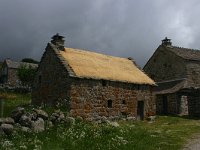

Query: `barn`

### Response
(0, 59, 38, 87)
(144, 37, 200, 117)
(32, 34, 155, 120)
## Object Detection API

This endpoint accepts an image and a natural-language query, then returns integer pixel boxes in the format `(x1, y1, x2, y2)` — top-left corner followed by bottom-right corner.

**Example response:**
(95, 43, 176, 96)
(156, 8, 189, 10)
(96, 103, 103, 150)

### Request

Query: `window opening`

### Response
(107, 100, 112, 108)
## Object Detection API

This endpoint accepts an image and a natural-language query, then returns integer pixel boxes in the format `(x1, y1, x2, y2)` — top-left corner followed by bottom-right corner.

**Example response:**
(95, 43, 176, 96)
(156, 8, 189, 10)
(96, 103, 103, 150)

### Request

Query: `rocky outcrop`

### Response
(0, 107, 71, 135)
(31, 118, 45, 132)
(50, 110, 65, 124)
(19, 114, 33, 128)
(0, 106, 152, 136)
(11, 107, 25, 122)
(0, 124, 14, 135)
(0, 127, 4, 135)
(0, 117, 15, 125)
(33, 109, 48, 120)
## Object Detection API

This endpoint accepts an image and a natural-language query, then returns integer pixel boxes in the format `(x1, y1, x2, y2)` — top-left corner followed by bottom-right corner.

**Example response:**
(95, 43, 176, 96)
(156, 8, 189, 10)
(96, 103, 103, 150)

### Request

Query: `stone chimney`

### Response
(161, 37, 172, 46)
(51, 33, 65, 51)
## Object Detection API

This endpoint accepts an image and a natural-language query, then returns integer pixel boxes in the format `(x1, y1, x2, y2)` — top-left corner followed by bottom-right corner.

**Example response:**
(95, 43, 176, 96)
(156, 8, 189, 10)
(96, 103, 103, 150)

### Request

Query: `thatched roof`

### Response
(60, 48, 155, 85)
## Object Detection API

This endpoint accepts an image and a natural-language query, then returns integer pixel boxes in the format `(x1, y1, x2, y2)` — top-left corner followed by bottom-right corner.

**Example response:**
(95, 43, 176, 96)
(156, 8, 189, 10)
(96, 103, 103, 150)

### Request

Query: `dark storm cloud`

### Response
(0, 0, 200, 66)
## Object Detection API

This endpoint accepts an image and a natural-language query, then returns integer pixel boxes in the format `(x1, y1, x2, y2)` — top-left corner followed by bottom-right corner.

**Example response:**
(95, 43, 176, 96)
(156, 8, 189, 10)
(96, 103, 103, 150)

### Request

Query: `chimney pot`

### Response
(162, 37, 172, 46)
(51, 33, 65, 50)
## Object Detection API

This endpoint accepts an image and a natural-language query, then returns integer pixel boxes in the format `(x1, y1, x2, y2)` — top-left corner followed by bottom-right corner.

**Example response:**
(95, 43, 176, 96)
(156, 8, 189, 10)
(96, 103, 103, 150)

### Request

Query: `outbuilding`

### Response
(144, 37, 200, 117)
(32, 34, 155, 120)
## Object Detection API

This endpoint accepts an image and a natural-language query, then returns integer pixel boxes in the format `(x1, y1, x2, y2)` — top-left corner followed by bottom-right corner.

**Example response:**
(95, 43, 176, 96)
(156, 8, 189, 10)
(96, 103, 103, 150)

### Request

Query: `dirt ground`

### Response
(183, 134, 200, 150)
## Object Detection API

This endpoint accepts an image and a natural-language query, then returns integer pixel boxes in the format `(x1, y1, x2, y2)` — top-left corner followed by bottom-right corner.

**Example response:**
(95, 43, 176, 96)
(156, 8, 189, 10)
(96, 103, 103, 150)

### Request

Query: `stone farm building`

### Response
(32, 34, 156, 120)
(0, 59, 38, 87)
(144, 37, 200, 117)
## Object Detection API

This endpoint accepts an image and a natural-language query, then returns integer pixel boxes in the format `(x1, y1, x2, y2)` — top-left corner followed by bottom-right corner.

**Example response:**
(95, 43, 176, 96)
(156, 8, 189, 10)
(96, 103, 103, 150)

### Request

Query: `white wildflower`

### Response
(20, 145, 28, 149)
(2, 140, 14, 148)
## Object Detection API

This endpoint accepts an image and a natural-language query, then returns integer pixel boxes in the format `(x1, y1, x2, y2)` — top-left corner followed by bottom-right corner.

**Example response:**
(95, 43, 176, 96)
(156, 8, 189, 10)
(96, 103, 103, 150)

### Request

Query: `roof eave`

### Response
(69, 75, 156, 86)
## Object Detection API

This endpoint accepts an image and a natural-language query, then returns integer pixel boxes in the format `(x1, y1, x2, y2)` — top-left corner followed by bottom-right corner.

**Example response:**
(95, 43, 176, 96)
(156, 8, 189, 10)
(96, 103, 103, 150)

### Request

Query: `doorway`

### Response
(162, 95, 168, 114)
(137, 101, 144, 120)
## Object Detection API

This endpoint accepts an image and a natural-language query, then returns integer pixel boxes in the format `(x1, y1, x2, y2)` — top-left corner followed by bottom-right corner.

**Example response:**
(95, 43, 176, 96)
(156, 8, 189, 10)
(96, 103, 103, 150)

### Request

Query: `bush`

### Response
(17, 64, 37, 87)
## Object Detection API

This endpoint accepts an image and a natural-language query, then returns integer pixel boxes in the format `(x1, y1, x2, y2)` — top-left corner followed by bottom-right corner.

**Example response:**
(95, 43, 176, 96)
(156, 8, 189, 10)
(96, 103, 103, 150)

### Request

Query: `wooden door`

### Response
(162, 95, 168, 114)
(137, 101, 144, 120)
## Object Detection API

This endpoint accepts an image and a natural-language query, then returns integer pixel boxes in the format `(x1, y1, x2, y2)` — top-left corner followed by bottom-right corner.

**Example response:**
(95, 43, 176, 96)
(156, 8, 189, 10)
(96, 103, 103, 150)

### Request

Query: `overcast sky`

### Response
(0, 0, 200, 66)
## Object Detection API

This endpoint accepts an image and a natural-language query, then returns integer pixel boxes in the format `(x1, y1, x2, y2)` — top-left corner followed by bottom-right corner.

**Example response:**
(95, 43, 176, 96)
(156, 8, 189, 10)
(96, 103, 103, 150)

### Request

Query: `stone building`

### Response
(32, 34, 155, 120)
(0, 59, 38, 86)
(144, 37, 200, 117)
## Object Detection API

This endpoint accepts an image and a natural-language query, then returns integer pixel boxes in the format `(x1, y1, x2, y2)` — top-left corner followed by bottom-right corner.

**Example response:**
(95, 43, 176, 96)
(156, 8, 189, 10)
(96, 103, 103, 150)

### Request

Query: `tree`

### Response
(21, 58, 39, 64)
(17, 64, 37, 86)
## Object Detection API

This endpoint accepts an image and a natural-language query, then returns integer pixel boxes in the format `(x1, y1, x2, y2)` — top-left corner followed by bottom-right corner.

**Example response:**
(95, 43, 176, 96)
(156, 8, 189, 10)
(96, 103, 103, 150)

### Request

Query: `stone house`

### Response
(0, 59, 38, 86)
(32, 34, 156, 120)
(144, 37, 200, 117)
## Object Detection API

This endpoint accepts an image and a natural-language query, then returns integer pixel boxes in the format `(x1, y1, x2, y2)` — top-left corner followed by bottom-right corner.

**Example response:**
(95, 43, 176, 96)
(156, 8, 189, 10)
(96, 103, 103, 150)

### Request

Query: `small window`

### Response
(39, 75, 42, 84)
(122, 100, 126, 104)
(107, 100, 112, 108)
(102, 80, 107, 87)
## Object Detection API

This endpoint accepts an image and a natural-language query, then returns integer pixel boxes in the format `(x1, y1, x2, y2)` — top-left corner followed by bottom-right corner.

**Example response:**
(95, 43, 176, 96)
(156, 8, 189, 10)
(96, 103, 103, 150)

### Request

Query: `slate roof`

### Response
(154, 78, 200, 94)
(5, 59, 38, 69)
(154, 79, 186, 94)
(154, 45, 200, 94)
(165, 46, 200, 61)
(57, 46, 155, 85)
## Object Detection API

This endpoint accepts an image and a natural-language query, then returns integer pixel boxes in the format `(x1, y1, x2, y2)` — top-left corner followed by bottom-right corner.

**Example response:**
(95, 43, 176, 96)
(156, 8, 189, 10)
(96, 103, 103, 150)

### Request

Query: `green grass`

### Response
(0, 116, 200, 150)
(0, 91, 31, 117)
(1, 92, 200, 150)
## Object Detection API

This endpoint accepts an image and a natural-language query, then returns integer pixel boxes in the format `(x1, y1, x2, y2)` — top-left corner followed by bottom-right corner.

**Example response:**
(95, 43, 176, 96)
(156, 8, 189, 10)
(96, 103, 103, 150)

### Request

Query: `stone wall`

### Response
(156, 93, 189, 116)
(179, 95, 189, 116)
(32, 44, 71, 106)
(70, 78, 155, 119)
(0, 66, 20, 86)
(7, 68, 20, 86)
(144, 45, 186, 82)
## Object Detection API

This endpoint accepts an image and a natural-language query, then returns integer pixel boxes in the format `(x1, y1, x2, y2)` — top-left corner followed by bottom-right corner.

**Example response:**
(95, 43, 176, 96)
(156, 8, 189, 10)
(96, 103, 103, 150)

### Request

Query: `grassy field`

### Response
(1, 91, 200, 150)
(0, 91, 31, 117)
(1, 116, 200, 150)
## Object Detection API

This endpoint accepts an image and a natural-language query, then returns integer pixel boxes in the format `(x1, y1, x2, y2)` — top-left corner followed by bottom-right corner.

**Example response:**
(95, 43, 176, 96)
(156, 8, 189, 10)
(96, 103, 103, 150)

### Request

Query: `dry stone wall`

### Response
(70, 78, 155, 120)
(7, 68, 20, 86)
(144, 46, 186, 82)
(156, 93, 189, 116)
(32, 45, 71, 106)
